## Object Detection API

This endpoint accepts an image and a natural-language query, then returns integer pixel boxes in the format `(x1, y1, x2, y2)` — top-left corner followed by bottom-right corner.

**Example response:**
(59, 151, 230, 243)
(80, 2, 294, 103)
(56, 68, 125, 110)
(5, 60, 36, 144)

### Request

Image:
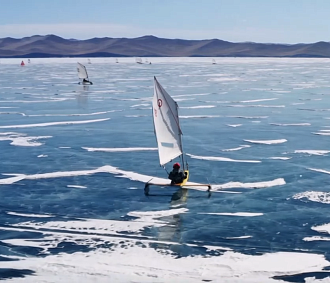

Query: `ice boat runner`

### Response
(77, 62, 93, 85)
(144, 77, 211, 196)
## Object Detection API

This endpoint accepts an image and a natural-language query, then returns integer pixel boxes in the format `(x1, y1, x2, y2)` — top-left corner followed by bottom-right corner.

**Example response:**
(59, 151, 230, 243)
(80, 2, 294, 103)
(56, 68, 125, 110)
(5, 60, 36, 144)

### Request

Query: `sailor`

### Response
(168, 163, 187, 185)
(82, 78, 93, 85)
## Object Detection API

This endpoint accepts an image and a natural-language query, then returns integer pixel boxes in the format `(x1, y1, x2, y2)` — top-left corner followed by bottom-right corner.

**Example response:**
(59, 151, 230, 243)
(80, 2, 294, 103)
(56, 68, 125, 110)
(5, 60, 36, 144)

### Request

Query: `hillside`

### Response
(0, 35, 330, 58)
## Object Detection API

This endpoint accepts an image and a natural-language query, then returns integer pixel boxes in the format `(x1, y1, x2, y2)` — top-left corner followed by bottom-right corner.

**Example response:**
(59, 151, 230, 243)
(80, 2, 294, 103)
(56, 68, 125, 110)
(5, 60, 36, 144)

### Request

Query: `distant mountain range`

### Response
(1, 34, 330, 58)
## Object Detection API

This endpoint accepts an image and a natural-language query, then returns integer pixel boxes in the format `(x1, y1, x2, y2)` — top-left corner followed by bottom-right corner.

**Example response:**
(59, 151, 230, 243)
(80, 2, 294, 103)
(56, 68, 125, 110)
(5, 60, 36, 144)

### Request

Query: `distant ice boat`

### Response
(20, 61, 25, 66)
(116, 58, 119, 63)
(212, 59, 216, 65)
(88, 59, 91, 64)
(136, 57, 143, 64)
(77, 62, 93, 85)
(28, 59, 31, 63)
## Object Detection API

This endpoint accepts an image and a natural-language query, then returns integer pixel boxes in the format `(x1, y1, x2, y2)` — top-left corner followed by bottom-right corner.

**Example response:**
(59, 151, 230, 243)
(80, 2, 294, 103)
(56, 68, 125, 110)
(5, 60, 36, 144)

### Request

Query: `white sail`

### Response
(212, 59, 216, 64)
(136, 57, 143, 64)
(77, 62, 88, 80)
(153, 77, 183, 166)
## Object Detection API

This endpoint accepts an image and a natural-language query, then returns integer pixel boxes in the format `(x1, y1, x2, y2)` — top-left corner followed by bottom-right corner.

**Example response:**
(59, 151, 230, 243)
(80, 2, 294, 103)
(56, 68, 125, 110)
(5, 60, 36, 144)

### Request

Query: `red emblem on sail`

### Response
(157, 99, 162, 107)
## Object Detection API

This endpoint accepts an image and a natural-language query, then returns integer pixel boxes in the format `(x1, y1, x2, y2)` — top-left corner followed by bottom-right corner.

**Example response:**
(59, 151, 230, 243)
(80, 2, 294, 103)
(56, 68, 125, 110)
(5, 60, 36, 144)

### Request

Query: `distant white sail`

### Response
(77, 62, 89, 80)
(136, 57, 143, 64)
(88, 59, 91, 64)
(212, 59, 216, 64)
(153, 77, 183, 166)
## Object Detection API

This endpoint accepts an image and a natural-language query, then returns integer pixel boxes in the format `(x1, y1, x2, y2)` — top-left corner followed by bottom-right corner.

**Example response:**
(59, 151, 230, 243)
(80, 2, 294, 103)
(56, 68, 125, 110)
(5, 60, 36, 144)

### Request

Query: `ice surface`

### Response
(1, 57, 330, 282)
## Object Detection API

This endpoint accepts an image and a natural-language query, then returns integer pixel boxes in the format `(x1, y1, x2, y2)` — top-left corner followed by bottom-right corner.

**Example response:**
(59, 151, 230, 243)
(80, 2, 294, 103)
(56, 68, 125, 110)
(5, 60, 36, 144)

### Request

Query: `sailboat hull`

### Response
(144, 170, 211, 196)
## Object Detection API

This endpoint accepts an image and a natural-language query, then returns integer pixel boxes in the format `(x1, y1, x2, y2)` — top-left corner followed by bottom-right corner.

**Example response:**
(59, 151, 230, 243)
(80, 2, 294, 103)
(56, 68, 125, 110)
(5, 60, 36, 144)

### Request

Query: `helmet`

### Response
(173, 162, 180, 168)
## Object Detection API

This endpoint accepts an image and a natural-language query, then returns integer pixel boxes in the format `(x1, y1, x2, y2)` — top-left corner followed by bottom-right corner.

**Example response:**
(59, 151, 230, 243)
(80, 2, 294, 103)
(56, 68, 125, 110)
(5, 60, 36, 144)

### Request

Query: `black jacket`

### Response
(168, 169, 187, 184)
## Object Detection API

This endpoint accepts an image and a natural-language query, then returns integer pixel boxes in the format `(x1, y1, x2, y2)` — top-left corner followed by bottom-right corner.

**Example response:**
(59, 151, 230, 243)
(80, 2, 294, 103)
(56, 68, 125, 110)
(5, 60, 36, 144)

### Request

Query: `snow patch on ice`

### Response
(6, 212, 54, 218)
(179, 115, 220, 119)
(82, 147, 157, 152)
(67, 185, 87, 189)
(239, 98, 278, 103)
(244, 139, 287, 145)
(187, 153, 260, 163)
(268, 157, 291, 160)
(294, 150, 330, 156)
(222, 145, 251, 152)
(0, 132, 51, 146)
(228, 104, 285, 108)
(0, 165, 286, 191)
(228, 116, 269, 119)
(200, 212, 263, 217)
(180, 105, 216, 109)
(293, 191, 330, 204)
(271, 123, 311, 126)
(0, 118, 110, 129)
(0, 243, 327, 283)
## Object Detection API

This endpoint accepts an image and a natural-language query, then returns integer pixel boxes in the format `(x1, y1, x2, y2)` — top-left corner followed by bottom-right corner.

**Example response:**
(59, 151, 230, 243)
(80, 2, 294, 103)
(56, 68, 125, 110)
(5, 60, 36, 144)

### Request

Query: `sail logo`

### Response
(154, 109, 157, 117)
(157, 99, 162, 107)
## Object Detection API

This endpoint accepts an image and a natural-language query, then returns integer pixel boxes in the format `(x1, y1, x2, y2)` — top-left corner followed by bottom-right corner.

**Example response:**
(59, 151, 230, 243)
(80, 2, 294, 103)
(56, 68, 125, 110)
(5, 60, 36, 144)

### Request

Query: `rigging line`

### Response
(163, 166, 169, 175)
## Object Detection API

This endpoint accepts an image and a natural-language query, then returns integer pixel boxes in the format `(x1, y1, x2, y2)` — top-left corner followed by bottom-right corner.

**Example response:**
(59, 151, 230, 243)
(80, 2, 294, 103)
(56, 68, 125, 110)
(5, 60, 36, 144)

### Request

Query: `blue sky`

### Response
(1, 0, 329, 43)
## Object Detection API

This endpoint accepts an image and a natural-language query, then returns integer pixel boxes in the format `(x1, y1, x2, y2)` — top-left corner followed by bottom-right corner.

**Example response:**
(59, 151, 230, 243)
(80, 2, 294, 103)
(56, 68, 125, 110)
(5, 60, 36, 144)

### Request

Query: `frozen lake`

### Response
(1, 57, 330, 282)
